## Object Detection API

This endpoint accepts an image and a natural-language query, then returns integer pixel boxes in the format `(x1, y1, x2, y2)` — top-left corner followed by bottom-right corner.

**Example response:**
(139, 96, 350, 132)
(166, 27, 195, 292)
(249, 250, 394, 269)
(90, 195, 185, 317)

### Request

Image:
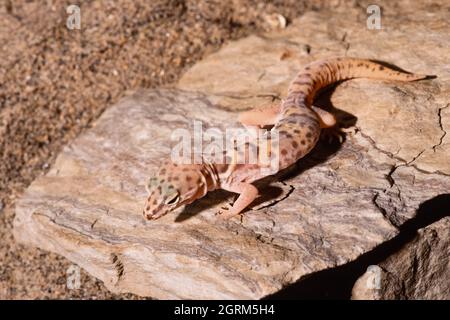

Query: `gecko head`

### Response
(143, 162, 207, 220)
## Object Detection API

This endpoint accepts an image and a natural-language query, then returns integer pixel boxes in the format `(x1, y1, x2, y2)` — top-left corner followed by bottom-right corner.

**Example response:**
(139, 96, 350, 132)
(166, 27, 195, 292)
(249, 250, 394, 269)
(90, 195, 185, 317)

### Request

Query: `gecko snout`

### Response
(143, 191, 176, 220)
(143, 163, 209, 221)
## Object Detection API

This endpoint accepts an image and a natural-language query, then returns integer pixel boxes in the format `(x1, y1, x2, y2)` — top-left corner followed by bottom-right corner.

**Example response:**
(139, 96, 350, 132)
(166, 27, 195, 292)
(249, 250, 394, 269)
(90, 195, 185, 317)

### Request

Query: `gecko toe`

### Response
(321, 126, 346, 144)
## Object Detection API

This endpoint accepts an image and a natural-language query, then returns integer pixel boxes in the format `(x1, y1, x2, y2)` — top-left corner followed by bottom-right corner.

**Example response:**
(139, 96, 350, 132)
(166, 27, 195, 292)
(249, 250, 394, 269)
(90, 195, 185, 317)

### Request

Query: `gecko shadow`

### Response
(175, 189, 234, 222)
(175, 85, 358, 222)
(175, 184, 288, 222)
(265, 193, 450, 300)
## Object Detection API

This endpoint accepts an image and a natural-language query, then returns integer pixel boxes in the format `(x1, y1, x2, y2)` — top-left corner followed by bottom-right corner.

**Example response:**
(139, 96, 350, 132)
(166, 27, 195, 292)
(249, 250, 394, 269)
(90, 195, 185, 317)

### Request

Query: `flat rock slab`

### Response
(14, 89, 397, 299)
(14, 88, 449, 299)
(14, 8, 450, 299)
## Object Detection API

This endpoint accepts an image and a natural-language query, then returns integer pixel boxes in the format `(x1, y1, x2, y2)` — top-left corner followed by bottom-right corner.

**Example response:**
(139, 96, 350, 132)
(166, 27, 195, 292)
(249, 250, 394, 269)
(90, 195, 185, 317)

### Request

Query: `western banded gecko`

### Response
(143, 57, 429, 220)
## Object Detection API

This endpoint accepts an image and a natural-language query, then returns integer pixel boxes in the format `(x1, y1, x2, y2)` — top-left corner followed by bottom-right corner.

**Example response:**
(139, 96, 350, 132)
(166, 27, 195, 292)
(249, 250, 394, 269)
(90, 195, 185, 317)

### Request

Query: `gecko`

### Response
(143, 57, 430, 220)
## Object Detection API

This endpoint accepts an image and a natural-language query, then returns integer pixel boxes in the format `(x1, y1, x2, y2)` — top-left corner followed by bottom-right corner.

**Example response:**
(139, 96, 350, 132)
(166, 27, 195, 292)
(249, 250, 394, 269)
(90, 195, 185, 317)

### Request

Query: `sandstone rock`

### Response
(14, 8, 450, 299)
(13, 89, 398, 299)
(352, 216, 450, 300)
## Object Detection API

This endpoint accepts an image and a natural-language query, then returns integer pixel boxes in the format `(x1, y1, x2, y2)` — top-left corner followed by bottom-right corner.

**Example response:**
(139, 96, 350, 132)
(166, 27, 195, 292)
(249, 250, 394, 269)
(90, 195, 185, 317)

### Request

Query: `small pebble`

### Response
(264, 13, 287, 29)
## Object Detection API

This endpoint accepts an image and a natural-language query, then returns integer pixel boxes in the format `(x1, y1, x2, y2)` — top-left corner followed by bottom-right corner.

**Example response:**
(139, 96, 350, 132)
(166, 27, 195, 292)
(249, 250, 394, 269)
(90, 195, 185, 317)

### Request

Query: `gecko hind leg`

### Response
(311, 106, 337, 128)
(238, 103, 281, 138)
(238, 103, 281, 127)
(216, 182, 259, 219)
(311, 106, 345, 143)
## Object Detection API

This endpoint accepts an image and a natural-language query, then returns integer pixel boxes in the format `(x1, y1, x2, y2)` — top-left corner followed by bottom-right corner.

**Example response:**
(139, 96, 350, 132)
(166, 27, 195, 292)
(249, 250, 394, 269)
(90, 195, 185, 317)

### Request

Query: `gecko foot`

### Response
(215, 205, 241, 220)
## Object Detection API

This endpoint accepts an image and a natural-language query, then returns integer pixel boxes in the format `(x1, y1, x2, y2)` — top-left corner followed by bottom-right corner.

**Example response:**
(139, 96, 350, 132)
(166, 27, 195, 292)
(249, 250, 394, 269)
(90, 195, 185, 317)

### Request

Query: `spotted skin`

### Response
(143, 57, 430, 220)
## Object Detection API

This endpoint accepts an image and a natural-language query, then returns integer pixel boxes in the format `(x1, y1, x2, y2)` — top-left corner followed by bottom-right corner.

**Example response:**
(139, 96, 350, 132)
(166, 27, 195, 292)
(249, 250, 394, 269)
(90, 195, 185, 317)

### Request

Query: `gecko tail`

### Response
(286, 57, 435, 102)
(338, 58, 435, 82)
(316, 57, 433, 83)
(366, 59, 436, 82)
(358, 62, 432, 82)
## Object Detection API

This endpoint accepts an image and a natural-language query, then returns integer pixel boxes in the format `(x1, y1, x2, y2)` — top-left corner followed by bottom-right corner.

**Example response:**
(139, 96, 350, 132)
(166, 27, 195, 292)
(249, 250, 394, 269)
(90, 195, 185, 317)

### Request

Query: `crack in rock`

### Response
(355, 124, 448, 178)
(355, 126, 406, 163)
(355, 125, 434, 227)
(433, 103, 449, 151)
(374, 148, 427, 227)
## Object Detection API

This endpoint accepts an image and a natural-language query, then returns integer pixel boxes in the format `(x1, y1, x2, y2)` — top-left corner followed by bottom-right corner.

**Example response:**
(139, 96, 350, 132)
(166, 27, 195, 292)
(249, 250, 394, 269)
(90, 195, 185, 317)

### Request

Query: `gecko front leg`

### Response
(216, 182, 259, 219)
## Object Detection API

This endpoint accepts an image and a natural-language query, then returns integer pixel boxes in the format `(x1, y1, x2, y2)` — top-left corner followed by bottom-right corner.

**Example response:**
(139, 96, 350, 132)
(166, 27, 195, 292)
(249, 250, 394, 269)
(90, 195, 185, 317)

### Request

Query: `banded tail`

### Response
(287, 57, 430, 104)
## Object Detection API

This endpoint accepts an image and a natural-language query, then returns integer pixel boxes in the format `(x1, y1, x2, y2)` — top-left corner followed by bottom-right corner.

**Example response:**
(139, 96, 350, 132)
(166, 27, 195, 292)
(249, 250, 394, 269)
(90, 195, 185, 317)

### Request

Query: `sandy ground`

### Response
(0, 0, 343, 299)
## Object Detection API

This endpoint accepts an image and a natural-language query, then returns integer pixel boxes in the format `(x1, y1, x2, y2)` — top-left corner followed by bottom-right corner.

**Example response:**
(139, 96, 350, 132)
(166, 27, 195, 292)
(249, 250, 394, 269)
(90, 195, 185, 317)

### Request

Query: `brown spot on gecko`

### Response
(292, 141, 299, 148)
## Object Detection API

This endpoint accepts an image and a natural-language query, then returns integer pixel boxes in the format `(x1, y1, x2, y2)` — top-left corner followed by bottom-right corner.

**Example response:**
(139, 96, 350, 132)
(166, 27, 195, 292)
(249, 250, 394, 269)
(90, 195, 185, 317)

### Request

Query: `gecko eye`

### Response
(165, 193, 180, 205)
